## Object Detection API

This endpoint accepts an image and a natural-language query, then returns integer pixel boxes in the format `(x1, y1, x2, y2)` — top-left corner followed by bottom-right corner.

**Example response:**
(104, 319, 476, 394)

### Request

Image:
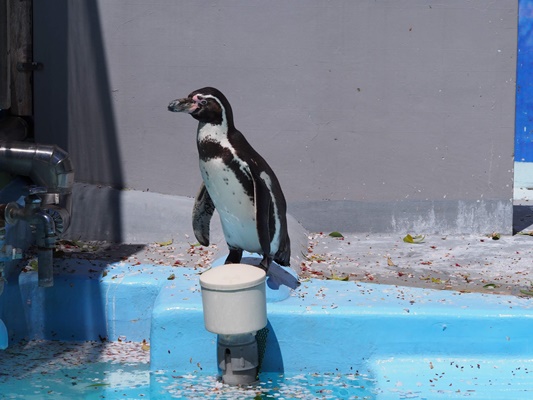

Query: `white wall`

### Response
(33, 1, 517, 235)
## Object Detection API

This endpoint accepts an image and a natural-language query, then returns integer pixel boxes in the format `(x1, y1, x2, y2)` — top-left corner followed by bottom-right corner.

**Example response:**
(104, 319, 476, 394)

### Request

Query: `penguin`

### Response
(168, 87, 293, 276)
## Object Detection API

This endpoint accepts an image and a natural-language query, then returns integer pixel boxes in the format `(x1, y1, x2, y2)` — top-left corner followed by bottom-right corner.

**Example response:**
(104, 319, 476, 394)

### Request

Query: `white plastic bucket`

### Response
(200, 264, 267, 335)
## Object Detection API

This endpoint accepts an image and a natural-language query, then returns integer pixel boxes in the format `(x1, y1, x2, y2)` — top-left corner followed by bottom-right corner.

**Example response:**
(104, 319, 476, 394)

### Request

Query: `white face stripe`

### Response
(196, 94, 229, 143)
(200, 94, 227, 124)
(196, 94, 253, 194)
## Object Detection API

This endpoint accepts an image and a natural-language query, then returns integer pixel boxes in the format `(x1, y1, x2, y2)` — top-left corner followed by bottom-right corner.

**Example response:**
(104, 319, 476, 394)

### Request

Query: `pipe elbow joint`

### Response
(33, 210, 57, 249)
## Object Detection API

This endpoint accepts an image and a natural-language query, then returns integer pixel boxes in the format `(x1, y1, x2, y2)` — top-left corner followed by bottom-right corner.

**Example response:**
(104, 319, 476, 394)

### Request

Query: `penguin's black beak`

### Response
(168, 97, 198, 113)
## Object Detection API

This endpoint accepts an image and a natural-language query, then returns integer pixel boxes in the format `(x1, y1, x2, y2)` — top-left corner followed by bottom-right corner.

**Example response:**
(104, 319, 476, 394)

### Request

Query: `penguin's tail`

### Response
(274, 236, 291, 266)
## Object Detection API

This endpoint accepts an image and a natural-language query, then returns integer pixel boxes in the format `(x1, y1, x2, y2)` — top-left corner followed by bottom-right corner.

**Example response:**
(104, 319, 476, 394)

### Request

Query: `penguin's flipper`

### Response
(252, 172, 272, 265)
(192, 182, 215, 246)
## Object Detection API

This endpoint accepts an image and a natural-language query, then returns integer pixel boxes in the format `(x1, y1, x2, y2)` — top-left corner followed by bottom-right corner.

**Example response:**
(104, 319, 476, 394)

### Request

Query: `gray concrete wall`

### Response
(33, 1, 517, 236)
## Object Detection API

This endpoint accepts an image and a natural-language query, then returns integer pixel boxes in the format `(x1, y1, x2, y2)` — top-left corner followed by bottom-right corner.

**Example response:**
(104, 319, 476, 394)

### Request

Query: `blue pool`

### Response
(1, 257, 532, 399)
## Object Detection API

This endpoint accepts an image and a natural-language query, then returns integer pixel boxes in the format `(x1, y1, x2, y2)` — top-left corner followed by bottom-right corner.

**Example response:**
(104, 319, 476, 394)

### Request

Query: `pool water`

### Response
(2, 361, 150, 399)
(0, 340, 149, 399)
(154, 371, 375, 399)
(0, 340, 375, 399)
(3, 340, 533, 399)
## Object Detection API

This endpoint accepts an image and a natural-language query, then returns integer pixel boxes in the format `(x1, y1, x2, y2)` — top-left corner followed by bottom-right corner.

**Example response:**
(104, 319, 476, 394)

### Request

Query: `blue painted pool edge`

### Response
(7, 260, 533, 387)
(11, 259, 178, 342)
(150, 267, 533, 376)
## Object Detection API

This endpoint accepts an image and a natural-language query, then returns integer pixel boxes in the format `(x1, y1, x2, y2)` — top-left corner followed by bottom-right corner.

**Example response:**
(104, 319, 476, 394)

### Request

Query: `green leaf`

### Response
(403, 234, 414, 243)
(328, 273, 349, 281)
(157, 239, 173, 247)
(86, 383, 110, 388)
(483, 283, 498, 289)
(29, 259, 38, 271)
(403, 234, 425, 244)
(302, 253, 326, 262)
(520, 289, 533, 296)
(167, 274, 176, 280)
(329, 231, 344, 238)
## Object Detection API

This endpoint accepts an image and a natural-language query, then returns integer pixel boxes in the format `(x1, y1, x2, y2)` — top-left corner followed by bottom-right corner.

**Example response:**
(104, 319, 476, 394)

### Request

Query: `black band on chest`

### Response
(199, 139, 254, 199)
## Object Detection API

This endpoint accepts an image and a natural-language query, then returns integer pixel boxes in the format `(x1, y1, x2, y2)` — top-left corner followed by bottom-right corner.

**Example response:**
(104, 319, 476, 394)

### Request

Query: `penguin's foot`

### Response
(224, 248, 243, 264)
(265, 263, 301, 290)
(259, 256, 271, 272)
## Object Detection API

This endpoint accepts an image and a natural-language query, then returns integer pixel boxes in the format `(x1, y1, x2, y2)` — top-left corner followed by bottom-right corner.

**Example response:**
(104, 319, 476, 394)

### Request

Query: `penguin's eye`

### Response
(199, 99, 208, 106)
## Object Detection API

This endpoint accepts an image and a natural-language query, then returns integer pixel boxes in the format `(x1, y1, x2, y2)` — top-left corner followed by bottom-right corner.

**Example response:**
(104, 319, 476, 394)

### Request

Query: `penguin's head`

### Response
(168, 87, 232, 126)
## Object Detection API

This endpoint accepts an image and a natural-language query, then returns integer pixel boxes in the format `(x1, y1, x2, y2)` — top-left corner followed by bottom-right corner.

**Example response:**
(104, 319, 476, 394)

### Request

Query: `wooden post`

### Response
(0, 0, 9, 110)
(9, 0, 32, 116)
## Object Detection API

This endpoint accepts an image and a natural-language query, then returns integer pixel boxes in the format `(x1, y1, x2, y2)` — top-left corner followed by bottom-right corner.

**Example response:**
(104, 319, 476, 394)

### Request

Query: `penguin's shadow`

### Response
(260, 320, 285, 374)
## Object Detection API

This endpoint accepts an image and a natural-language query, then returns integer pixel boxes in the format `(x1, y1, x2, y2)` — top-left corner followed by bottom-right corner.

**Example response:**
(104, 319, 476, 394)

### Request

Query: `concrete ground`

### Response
(36, 185, 533, 298)
(46, 229, 533, 298)
(300, 231, 533, 297)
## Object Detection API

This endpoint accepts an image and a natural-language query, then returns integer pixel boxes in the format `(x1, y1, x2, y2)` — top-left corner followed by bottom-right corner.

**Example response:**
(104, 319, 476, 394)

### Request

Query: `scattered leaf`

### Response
(483, 283, 498, 289)
(141, 342, 150, 351)
(157, 239, 173, 247)
(488, 232, 500, 240)
(420, 275, 445, 284)
(53, 250, 65, 257)
(59, 239, 78, 247)
(29, 260, 38, 271)
(302, 253, 326, 262)
(387, 257, 396, 267)
(87, 383, 110, 388)
(328, 273, 349, 281)
(329, 231, 344, 238)
(403, 234, 425, 244)
(167, 274, 176, 280)
(520, 289, 533, 296)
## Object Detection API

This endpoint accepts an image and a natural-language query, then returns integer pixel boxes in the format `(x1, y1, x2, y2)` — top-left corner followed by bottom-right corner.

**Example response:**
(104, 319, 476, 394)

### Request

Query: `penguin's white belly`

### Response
(200, 159, 262, 253)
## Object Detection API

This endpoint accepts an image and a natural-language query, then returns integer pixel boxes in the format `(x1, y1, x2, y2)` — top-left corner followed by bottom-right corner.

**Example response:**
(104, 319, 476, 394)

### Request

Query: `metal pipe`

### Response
(0, 141, 74, 233)
(36, 248, 53, 288)
(0, 142, 74, 193)
(5, 193, 57, 287)
(0, 142, 74, 287)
